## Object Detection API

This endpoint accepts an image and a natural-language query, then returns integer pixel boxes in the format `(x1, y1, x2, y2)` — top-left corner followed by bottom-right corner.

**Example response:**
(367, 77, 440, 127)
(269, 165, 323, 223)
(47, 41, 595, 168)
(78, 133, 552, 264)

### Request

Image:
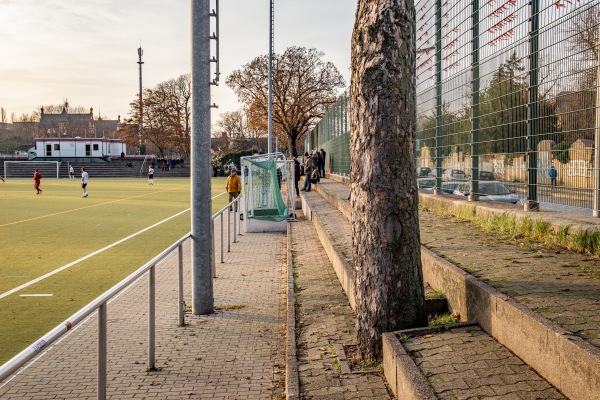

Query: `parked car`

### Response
(417, 177, 436, 190)
(479, 171, 495, 181)
(417, 167, 432, 177)
(441, 181, 462, 194)
(442, 169, 466, 181)
(453, 181, 520, 204)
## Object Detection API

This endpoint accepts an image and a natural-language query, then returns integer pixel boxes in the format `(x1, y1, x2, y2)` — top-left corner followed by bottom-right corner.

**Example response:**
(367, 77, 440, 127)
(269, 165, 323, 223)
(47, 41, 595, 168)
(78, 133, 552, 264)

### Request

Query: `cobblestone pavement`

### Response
(404, 325, 565, 400)
(291, 215, 391, 400)
(316, 179, 600, 350)
(0, 221, 287, 399)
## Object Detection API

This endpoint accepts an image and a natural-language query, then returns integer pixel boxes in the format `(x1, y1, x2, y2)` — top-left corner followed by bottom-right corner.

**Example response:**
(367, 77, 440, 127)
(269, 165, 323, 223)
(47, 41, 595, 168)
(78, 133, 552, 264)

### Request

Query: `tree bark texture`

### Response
(350, 0, 425, 361)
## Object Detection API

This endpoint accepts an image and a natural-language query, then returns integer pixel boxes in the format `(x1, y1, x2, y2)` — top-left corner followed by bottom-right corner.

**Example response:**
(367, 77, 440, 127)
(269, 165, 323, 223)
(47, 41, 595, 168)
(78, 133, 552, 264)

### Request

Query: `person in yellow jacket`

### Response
(225, 168, 242, 212)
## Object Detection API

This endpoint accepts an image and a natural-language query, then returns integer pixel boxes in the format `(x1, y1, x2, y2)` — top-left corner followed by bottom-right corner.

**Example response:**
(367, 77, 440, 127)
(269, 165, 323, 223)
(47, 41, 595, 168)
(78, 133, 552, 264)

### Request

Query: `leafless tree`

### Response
(226, 46, 345, 157)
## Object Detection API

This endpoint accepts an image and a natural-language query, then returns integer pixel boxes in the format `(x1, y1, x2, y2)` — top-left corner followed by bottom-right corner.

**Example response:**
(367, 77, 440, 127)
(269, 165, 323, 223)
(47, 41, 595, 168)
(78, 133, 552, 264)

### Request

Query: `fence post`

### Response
(470, 0, 480, 198)
(526, 0, 540, 206)
(227, 207, 231, 253)
(98, 303, 107, 400)
(594, 30, 600, 217)
(148, 265, 155, 370)
(434, 0, 443, 189)
(178, 244, 185, 326)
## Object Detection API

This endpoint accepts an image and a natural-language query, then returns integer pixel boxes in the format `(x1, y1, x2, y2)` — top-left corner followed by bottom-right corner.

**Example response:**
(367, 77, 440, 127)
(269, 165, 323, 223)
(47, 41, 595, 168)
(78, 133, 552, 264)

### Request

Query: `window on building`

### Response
(93, 144, 99, 151)
(54, 144, 60, 151)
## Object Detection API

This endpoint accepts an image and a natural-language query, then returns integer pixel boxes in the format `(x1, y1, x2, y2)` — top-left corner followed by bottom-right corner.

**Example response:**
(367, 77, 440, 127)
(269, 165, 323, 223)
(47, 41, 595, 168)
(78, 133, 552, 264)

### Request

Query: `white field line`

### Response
(0, 208, 190, 300)
(0, 191, 227, 300)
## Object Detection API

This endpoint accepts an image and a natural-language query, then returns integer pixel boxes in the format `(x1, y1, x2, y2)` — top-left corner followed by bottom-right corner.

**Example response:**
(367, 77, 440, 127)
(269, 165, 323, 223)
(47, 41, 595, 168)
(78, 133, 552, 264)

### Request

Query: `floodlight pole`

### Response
(191, 0, 214, 315)
(137, 47, 144, 155)
(268, 0, 274, 155)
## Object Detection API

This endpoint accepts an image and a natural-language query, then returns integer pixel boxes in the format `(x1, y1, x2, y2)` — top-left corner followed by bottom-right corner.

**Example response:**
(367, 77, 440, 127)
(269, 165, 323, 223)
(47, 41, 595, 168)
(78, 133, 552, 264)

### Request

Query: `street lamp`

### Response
(138, 46, 144, 155)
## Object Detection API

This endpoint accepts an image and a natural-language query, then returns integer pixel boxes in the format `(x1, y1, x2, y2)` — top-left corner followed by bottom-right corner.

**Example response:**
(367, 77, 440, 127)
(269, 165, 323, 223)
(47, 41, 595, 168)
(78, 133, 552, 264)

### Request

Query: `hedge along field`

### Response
(0, 177, 230, 364)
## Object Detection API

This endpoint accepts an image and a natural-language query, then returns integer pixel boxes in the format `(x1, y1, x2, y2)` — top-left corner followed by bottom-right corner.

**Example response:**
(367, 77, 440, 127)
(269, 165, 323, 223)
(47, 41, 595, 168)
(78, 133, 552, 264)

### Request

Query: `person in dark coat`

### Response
(294, 158, 301, 196)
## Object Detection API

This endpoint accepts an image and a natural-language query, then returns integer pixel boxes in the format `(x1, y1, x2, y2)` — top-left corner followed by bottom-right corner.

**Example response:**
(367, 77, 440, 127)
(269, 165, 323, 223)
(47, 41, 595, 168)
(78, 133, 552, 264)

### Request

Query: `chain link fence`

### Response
(307, 0, 600, 215)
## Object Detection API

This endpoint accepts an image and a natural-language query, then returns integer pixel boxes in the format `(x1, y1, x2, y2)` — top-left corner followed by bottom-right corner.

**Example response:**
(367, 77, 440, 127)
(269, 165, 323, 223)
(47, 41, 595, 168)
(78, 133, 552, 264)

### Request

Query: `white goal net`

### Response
(3, 161, 60, 179)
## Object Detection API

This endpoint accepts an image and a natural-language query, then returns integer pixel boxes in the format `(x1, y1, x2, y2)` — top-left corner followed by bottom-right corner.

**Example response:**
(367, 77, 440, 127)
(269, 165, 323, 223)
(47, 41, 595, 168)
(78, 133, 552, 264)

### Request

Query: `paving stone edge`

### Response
(286, 222, 300, 400)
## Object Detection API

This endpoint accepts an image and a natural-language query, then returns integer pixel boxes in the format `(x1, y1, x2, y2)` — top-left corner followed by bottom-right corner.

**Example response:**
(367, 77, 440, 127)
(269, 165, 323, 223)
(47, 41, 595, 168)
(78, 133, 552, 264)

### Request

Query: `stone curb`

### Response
(421, 245, 600, 400)
(419, 191, 599, 236)
(300, 190, 356, 310)
(285, 222, 300, 400)
(382, 322, 478, 400)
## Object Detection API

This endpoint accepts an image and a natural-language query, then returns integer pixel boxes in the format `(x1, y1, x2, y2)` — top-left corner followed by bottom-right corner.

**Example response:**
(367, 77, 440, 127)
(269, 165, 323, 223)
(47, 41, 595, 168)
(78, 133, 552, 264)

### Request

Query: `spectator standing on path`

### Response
(148, 165, 155, 185)
(69, 164, 75, 181)
(277, 167, 282, 189)
(225, 168, 242, 212)
(33, 169, 42, 194)
(294, 158, 300, 196)
(549, 164, 557, 186)
(302, 153, 314, 192)
(81, 167, 89, 198)
(318, 149, 325, 178)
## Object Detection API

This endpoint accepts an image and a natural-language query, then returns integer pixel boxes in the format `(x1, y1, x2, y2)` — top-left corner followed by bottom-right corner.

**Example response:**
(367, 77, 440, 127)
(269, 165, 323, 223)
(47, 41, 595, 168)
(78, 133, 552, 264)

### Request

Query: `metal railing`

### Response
(0, 194, 244, 398)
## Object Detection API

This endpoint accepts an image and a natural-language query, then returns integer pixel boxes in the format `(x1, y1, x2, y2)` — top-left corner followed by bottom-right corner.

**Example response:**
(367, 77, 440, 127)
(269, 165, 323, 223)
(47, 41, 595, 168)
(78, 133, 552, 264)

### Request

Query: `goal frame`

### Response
(3, 161, 60, 179)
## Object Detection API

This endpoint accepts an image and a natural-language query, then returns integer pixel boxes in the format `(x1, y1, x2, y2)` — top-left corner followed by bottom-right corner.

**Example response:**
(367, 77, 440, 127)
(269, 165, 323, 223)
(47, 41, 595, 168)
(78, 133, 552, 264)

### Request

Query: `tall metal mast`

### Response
(268, 0, 274, 155)
(137, 46, 144, 154)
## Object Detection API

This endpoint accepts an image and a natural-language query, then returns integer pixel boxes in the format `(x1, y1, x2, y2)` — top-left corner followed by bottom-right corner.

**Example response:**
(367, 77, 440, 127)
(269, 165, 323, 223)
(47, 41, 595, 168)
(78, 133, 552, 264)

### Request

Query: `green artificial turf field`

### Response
(0, 177, 229, 364)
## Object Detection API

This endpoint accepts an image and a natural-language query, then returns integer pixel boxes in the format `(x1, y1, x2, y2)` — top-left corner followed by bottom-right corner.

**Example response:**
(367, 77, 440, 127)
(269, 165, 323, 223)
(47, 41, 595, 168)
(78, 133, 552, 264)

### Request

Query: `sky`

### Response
(0, 0, 357, 125)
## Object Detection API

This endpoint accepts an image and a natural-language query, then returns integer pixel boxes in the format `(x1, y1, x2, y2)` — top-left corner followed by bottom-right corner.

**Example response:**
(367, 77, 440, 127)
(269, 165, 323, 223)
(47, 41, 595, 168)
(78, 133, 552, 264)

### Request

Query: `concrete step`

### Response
(290, 215, 392, 399)
(383, 323, 566, 399)
(302, 176, 599, 399)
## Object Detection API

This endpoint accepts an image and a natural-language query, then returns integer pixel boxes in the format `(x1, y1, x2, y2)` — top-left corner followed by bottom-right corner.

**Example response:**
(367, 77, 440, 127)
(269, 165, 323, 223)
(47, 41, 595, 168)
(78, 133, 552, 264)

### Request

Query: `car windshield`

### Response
(480, 183, 510, 195)
(442, 182, 459, 190)
(418, 178, 436, 187)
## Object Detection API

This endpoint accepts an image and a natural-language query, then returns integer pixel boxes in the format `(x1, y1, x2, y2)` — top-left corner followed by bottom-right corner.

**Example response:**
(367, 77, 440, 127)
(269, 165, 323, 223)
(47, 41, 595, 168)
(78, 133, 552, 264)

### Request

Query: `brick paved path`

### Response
(291, 216, 391, 400)
(404, 325, 565, 400)
(0, 221, 287, 399)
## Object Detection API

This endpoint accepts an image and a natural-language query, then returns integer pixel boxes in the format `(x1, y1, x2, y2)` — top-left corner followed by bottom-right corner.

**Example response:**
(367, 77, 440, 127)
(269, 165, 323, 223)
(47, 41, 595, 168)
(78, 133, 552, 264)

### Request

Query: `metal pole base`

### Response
(468, 193, 479, 202)
(433, 187, 443, 195)
(524, 200, 539, 212)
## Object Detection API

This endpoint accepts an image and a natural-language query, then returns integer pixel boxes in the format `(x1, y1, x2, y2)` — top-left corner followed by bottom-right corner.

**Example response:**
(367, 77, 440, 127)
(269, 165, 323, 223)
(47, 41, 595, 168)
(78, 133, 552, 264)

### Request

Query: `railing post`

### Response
(221, 213, 224, 263)
(211, 219, 217, 277)
(227, 207, 231, 253)
(148, 265, 155, 370)
(98, 303, 107, 400)
(233, 199, 238, 243)
(178, 245, 185, 326)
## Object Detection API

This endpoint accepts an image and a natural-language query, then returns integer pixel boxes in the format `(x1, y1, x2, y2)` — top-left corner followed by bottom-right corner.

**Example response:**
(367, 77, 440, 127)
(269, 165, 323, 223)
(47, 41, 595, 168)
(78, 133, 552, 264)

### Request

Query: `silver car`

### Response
(453, 181, 520, 204)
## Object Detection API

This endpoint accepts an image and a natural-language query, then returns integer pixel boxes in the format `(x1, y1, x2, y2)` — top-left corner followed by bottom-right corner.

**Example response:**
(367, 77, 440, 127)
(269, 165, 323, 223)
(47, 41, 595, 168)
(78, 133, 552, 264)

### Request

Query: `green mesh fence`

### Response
(245, 158, 288, 221)
(305, 90, 351, 176)
(307, 1, 600, 213)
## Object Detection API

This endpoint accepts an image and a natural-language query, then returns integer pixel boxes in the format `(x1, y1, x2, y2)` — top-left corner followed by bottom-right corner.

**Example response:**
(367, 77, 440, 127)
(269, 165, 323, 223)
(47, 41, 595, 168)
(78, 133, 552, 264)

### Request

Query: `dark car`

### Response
(417, 177, 436, 190)
(479, 171, 495, 181)
(418, 167, 432, 177)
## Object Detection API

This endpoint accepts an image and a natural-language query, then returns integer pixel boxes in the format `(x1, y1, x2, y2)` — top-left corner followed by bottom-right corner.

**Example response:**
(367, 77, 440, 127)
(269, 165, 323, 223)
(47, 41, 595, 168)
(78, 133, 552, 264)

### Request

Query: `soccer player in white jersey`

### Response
(81, 167, 89, 197)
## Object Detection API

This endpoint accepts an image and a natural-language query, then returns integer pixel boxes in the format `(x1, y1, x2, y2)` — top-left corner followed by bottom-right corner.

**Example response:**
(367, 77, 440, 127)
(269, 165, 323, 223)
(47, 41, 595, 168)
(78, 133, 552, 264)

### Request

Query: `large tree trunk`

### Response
(350, 0, 425, 362)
